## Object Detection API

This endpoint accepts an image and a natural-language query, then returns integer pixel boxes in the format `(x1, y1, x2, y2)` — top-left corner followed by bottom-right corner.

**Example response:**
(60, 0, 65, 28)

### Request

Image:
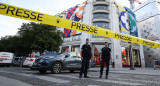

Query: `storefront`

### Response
(71, 45, 80, 54)
(93, 43, 112, 66)
(121, 47, 141, 67)
(61, 46, 69, 53)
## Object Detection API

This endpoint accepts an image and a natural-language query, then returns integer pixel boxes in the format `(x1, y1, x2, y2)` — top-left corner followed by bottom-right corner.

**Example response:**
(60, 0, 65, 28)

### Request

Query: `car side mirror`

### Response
(65, 55, 69, 58)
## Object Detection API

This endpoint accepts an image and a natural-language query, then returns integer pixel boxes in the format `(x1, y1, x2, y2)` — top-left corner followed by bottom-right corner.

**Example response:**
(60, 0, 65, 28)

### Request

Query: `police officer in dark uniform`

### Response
(79, 39, 92, 78)
(99, 42, 112, 79)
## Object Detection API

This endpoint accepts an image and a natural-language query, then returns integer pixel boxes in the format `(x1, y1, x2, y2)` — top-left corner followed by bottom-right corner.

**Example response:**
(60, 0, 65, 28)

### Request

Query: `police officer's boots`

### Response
(106, 75, 108, 79)
(99, 73, 102, 78)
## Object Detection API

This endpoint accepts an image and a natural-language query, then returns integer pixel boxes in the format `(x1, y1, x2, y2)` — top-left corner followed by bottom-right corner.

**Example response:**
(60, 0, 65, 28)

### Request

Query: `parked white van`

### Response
(0, 52, 14, 67)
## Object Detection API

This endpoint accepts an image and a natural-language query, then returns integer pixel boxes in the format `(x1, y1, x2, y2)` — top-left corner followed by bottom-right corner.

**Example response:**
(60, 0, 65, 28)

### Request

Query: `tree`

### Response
(18, 22, 63, 55)
(0, 22, 63, 56)
(0, 36, 24, 55)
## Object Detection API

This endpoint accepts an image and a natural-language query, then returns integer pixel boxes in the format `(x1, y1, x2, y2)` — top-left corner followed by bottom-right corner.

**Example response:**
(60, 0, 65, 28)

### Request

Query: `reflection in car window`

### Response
(70, 52, 77, 58)
(77, 53, 81, 58)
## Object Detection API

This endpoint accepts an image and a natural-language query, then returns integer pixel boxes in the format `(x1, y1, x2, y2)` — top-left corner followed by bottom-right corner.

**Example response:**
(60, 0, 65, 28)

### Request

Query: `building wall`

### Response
(134, 0, 160, 67)
(57, 0, 145, 68)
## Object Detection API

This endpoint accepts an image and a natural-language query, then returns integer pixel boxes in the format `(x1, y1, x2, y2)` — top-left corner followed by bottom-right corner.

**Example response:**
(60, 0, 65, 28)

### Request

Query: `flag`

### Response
(124, 7, 138, 37)
(72, 1, 87, 35)
(75, 1, 87, 19)
(64, 6, 78, 37)
(72, 19, 82, 35)
(115, 2, 130, 35)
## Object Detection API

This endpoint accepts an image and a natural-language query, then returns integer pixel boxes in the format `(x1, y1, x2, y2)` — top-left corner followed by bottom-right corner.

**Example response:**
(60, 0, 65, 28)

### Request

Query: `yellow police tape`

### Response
(0, 2, 160, 48)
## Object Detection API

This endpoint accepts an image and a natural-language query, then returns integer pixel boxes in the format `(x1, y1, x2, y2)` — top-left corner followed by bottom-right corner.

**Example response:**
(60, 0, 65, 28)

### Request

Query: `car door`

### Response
(64, 52, 81, 69)
(72, 54, 81, 68)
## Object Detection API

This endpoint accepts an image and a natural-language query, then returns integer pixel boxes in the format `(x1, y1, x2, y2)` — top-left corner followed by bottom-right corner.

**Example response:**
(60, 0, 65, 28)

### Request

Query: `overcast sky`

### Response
(0, 0, 147, 37)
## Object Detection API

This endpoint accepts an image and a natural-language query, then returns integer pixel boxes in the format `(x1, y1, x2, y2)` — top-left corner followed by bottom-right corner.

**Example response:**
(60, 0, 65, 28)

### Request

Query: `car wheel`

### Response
(39, 70, 47, 73)
(51, 62, 62, 74)
(69, 70, 74, 73)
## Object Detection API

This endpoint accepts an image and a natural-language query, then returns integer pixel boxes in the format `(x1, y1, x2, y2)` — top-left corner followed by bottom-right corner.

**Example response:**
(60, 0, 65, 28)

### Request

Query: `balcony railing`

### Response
(94, 6, 108, 10)
(92, 34, 106, 38)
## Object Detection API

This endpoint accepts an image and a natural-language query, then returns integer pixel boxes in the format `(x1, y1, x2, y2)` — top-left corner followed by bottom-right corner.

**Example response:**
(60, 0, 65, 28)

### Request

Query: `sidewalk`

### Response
(90, 67, 160, 76)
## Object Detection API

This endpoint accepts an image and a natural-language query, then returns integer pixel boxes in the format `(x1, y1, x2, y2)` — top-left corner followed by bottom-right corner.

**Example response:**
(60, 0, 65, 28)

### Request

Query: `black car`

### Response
(13, 57, 22, 66)
(32, 52, 83, 73)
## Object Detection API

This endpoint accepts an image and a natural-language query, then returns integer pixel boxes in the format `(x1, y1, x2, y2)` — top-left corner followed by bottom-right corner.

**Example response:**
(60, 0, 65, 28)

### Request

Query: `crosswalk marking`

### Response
(94, 79, 145, 86)
(55, 74, 78, 79)
(55, 74, 146, 86)
(0, 75, 33, 86)
(33, 75, 70, 83)
(0, 71, 70, 84)
(1, 70, 160, 86)
(112, 78, 160, 84)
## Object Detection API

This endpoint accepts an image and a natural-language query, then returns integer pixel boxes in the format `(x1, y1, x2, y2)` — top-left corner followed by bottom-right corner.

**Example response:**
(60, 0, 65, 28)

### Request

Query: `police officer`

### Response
(79, 39, 92, 78)
(99, 42, 112, 79)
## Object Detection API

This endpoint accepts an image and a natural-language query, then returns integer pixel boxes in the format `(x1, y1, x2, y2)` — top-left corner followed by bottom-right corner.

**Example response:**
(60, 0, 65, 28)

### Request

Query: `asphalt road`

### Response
(0, 67, 160, 86)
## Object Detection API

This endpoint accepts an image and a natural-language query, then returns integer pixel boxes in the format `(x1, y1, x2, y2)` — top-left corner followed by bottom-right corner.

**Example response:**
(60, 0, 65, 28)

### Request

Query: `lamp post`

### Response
(129, 0, 135, 70)
(129, 0, 135, 9)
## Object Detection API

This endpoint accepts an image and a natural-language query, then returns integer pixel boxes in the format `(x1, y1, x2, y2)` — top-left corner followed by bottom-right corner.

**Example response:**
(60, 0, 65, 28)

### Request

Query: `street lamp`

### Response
(129, 0, 135, 70)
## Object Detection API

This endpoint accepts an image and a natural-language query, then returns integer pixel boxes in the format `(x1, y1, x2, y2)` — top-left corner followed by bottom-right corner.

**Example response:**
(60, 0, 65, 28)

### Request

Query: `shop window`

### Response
(121, 47, 141, 67)
(71, 46, 80, 57)
(62, 46, 69, 53)
(121, 47, 130, 66)
(93, 44, 111, 66)
(133, 49, 141, 66)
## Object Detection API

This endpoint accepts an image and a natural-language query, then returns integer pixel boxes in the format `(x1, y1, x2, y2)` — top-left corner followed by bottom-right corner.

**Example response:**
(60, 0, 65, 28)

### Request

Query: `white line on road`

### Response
(113, 78, 160, 84)
(0, 71, 70, 84)
(55, 74, 78, 79)
(55, 74, 92, 80)
(0, 75, 33, 86)
(33, 75, 70, 83)
(74, 85, 99, 86)
(94, 79, 145, 86)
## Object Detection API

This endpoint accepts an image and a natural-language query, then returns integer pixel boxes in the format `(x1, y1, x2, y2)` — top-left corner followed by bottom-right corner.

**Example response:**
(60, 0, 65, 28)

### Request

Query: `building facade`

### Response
(57, 0, 145, 68)
(134, 0, 160, 67)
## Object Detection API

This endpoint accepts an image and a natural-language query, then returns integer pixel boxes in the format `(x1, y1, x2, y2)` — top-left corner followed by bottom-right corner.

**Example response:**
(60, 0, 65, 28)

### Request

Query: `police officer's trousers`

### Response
(80, 57, 89, 77)
(100, 58, 110, 76)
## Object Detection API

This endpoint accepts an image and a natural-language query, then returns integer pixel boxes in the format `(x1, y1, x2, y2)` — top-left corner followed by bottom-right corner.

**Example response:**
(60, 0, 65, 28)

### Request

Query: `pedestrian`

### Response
(99, 42, 112, 79)
(79, 39, 92, 78)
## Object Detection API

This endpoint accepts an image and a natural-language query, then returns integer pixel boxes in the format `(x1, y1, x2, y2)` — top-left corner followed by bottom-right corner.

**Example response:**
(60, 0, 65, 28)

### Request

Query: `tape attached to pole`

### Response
(0, 2, 160, 48)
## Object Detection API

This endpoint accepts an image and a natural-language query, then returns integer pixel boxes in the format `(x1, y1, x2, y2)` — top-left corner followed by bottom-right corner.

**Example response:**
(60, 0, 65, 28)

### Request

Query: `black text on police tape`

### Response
(143, 40, 154, 47)
(0, 3, 43, 21)
(115, 33, 132, 42)
(71, 22, 98, 34)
